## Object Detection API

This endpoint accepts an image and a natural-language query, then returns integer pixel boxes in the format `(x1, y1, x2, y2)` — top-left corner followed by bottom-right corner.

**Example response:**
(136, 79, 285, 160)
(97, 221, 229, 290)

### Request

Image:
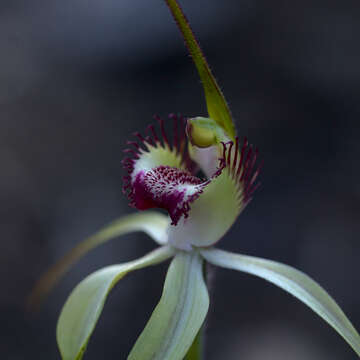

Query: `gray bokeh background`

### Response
(1, 0, 360, 359)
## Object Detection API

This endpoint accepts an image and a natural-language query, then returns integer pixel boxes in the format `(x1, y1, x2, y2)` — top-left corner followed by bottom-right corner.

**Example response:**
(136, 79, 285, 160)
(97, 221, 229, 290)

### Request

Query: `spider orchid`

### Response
(29, 0, 360, 359)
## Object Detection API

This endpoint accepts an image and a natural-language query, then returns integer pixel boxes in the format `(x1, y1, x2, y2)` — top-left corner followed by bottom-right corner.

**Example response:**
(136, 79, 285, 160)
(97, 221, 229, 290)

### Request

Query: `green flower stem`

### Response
(184, 326, 204, 360)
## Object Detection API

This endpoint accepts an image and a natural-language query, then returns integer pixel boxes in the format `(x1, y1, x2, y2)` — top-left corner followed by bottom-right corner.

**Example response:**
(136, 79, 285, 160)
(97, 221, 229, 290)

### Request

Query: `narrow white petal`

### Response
(57, 246, 174, 360)
(128, 251, 209, 360)
(201, 248, 360, 357)
(28, 211, 169, 307)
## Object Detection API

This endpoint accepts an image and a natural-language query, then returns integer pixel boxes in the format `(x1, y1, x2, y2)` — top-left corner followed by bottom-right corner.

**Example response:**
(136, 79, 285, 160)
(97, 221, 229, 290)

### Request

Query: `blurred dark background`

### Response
(1, 0, 360, 358)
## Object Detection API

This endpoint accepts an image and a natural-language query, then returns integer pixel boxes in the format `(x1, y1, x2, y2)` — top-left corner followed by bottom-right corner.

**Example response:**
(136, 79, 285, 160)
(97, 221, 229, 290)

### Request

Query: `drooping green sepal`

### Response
(56, 246, 174, 360)
(201, 248, 360, 357)
(128, 251, 209, 360)
(165, 0, 236, 139)
(28, 212, 169, 308)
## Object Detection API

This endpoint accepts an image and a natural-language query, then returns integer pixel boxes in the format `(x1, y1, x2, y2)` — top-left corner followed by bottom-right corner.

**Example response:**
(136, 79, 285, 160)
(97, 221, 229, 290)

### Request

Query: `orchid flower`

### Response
(29, 1, 360, 359)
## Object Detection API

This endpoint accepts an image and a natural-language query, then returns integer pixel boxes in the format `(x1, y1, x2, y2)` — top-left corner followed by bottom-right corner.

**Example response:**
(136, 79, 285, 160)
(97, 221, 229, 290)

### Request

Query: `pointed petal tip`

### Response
(27, 212, 170, 309)
(57, 246, 174, 360)
(164, 0, 236, 139)
(201, 248, 360, 357)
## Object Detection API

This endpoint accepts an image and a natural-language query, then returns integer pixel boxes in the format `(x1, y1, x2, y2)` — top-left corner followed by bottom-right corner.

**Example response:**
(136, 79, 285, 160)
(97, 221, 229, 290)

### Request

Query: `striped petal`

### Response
(128, 251, 209, 360)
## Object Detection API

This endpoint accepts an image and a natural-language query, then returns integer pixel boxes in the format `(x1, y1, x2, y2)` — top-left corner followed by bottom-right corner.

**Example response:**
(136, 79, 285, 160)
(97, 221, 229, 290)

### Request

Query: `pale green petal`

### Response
(164, 0, 235, 139)
(168, 167, 241, 249)
(201, 248, 360, 356)
(169, 138, 259, 250)
(57, 246, 174, 360)
(128, 251, 209, 360)
(133, 141, 184, 176)
(28, 212, 169, 308)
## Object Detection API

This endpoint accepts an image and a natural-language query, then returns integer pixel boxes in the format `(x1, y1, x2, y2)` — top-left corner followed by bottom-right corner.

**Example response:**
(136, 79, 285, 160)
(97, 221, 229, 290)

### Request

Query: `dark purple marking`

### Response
(129, 165, 203, 225)
(122, 116, 262, 225)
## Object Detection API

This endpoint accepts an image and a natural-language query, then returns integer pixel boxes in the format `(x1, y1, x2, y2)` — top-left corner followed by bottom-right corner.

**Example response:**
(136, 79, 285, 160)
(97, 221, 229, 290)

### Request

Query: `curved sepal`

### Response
(28, 212, 169, 308)
(164, 0, 235, 139)
(128, 251, 209, 360)
(57, 246, 174, 360)
(201, 248, 360, 357)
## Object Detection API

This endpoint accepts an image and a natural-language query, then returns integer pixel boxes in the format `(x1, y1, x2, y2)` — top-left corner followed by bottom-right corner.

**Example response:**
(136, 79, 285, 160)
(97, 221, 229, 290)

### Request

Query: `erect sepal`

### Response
(164, 0, 236, 139)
